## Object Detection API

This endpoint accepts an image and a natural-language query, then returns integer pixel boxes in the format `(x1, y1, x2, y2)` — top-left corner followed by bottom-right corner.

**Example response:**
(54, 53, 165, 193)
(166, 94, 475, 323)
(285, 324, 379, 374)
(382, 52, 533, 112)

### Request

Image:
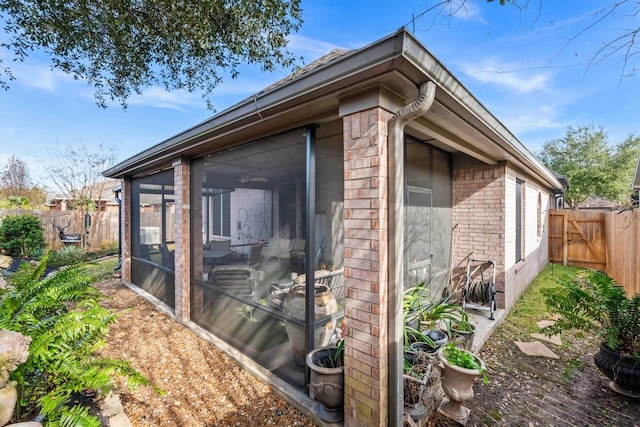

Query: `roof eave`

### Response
(103, 28, 563, 192)
(103, 30, 407, 178)
(401, 33, 563, 191)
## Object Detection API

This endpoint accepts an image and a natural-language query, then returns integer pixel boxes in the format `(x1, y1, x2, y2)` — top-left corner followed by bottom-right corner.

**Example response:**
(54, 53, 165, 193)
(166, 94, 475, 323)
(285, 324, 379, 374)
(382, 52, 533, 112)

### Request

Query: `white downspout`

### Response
(388, 81, 436, 426)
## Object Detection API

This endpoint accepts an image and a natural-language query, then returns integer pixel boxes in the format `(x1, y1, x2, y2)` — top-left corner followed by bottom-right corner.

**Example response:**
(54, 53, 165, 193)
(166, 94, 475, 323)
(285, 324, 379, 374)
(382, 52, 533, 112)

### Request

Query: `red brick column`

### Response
(343, 107, 392, 426)
(173, 158, 191, 323)
(121, 178, 132, 283)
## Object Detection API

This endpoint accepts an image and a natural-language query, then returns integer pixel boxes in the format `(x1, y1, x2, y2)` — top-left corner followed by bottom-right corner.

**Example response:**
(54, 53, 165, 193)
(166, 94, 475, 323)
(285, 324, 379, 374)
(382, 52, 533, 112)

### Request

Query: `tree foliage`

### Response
(537, 125, 640, 209)
(0, 0, 303, 108)
(0, 156, 47, 208)
(0, 155, 30, 195)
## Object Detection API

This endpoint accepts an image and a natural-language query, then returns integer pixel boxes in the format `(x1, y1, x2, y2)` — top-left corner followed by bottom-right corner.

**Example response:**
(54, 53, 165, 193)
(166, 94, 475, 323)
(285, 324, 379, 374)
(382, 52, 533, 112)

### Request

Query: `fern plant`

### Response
(0, 253, 159, 426)
(542, 271, 640, 361)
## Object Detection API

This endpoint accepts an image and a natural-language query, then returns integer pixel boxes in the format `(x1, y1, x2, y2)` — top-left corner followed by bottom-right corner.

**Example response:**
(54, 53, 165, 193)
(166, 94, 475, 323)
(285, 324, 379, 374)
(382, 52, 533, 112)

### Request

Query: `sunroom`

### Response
(104, 29, 563, 425)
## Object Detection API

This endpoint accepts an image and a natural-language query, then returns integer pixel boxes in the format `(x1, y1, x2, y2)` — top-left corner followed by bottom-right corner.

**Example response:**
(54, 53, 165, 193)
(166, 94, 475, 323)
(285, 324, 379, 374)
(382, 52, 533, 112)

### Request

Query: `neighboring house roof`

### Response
(103, 29, 563, 192)
(45, 179, 120, 206)
(633, 154, 640, 191)
(577, 196, 622, 211)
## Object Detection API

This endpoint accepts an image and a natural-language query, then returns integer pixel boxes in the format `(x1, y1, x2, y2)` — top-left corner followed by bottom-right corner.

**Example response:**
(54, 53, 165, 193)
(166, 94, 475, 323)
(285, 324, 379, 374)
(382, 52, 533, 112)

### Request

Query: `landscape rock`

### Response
(0, 331, 32, 388)
(0, 256, 11, 270)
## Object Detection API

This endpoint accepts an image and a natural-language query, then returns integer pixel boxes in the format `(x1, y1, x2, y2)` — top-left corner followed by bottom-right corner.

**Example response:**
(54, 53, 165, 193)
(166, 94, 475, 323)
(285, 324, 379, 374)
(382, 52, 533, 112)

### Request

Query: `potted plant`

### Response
(402, 281, 464, 349)
(541, 271, 640, 397)
(306, 339, 344, 423)
(437, 343, 487, 424)
(450, 313, 477, 351)
(403, 347, 440, 420)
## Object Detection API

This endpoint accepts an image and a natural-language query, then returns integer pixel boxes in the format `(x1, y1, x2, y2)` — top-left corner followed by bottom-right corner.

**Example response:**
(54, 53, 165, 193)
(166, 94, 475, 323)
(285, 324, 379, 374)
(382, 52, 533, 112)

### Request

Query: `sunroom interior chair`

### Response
(159, 243, 175, 268)
(210, 264, 257, 301)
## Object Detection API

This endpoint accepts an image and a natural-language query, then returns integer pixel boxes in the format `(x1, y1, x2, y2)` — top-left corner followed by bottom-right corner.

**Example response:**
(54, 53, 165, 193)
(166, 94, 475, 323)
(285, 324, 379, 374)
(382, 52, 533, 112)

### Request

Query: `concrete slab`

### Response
(530, 333, 562, 346)
(515, 341, 559, 359)
(536, 319, 556, 329)
(466, 308, 506, 354)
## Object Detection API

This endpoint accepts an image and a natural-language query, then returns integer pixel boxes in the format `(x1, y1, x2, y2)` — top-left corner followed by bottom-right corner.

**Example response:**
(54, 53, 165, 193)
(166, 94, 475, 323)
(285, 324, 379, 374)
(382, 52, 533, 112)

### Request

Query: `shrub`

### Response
(542, 271, 640, 361)
(0, 254, 160, 426)
(97, 240, 118, 254)
(0, 214, 45, 257)
(47, 246, 87, 267)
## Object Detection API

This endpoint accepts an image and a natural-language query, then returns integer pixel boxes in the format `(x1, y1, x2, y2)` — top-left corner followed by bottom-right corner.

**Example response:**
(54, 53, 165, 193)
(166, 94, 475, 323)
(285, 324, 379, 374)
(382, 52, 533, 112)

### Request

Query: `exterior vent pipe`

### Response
(388, 81, 436, 426)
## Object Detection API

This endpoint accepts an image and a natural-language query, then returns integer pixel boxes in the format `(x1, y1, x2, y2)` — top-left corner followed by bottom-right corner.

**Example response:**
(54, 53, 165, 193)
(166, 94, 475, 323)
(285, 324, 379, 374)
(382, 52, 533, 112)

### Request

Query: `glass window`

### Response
(516, 179, 523, 263)
(130, 169, 175, 308)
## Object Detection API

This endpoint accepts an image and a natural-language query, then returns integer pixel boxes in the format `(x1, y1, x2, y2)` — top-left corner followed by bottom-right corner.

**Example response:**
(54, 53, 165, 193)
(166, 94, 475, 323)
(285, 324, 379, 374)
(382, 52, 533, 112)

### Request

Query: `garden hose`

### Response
(467, 279, 495, 305)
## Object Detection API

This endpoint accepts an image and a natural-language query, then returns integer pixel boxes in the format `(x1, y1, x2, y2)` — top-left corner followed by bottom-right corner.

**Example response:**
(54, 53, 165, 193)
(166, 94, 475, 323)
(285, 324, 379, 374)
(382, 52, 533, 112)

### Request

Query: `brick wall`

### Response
(173, 159, 191, 323)
(121, 178, 132, 283)
(452, 163, 507, 307)
(452, 160, 554, 312)
(343, 107, 392, 426)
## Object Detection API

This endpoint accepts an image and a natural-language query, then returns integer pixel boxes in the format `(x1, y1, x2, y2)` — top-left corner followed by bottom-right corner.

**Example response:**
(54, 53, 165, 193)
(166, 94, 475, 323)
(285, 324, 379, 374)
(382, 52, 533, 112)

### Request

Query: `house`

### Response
(45, 179, 120, 212)
(577, 196, 623, 212)
(103, 29, 565, 426)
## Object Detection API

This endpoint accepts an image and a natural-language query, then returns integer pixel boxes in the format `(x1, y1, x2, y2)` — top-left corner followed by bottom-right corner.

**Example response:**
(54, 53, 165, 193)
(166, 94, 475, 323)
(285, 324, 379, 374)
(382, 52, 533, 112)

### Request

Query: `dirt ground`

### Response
(93, 278, 640, 427)
(467, 316, 640, 426)
(93, 279, 314, 427)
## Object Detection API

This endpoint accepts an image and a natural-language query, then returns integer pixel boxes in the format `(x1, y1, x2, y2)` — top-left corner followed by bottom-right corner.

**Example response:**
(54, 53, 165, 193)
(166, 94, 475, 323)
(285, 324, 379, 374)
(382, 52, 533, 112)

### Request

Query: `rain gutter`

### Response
(388, 81, 436, 426)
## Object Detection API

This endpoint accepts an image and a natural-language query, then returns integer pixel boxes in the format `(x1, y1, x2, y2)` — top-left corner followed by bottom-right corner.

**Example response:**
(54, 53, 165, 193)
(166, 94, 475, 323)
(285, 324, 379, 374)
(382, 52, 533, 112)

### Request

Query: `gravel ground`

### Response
(93, 279, 315, 427)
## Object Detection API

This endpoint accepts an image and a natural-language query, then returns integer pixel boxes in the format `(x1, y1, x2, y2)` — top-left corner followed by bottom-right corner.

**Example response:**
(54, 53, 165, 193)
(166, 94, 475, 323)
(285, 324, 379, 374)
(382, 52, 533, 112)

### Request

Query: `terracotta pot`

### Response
(593, 342, 640, 397)
(306, 346, 344, 423)
(282, 284, 337, 365)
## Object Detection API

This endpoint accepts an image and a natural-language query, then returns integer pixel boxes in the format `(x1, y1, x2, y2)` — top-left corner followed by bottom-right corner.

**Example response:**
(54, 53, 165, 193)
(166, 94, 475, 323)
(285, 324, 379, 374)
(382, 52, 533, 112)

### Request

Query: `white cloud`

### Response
(10, 62, 75, 93)
(287, 34, 344, 58)
(459, 56, 554, 93)
(448, 0, 487, 24)
(126, 87, 203, 110)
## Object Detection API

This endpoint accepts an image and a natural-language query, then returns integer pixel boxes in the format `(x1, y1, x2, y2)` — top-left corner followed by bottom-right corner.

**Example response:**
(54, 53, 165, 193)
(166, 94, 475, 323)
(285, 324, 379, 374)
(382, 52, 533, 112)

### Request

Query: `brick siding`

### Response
(173, 159, 191, 323)
(343, 107, 393, 426)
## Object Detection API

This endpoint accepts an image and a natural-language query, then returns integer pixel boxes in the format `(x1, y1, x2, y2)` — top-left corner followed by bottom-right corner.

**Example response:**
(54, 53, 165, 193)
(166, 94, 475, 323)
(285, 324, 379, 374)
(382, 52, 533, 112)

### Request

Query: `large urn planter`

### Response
(306, 346, 344, 423)
(283, 284, 338, 365)
(593, 343, 640, 398)
(437, 346, 486, 425)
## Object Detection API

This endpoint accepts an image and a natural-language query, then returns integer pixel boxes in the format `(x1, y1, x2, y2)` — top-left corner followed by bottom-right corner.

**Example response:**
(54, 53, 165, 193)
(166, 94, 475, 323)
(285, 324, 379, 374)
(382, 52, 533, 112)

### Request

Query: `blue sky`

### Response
(1, 0, 638, 187)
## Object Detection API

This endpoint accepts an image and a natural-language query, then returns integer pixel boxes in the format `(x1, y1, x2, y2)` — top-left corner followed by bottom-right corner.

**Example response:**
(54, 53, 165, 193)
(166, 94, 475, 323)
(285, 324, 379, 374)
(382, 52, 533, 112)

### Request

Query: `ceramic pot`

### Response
(420, 329, 448, 350)
(593, 342, 640, 397)
(450, 323, 476, 351)
(437, 347, 485, 425)
(306, 346, 344, 423)
(282, 284, 337, 365)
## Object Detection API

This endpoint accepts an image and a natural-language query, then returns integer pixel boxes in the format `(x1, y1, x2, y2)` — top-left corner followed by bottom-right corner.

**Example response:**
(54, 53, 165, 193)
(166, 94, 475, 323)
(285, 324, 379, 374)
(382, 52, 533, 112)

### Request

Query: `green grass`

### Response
(83, 256, 119, 281)
(498, 263, 584, 339)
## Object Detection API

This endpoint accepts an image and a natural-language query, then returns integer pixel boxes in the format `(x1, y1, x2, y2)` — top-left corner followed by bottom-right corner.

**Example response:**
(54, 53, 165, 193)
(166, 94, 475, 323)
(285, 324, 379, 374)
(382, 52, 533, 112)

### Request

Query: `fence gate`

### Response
(549, 210, 606, 270)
